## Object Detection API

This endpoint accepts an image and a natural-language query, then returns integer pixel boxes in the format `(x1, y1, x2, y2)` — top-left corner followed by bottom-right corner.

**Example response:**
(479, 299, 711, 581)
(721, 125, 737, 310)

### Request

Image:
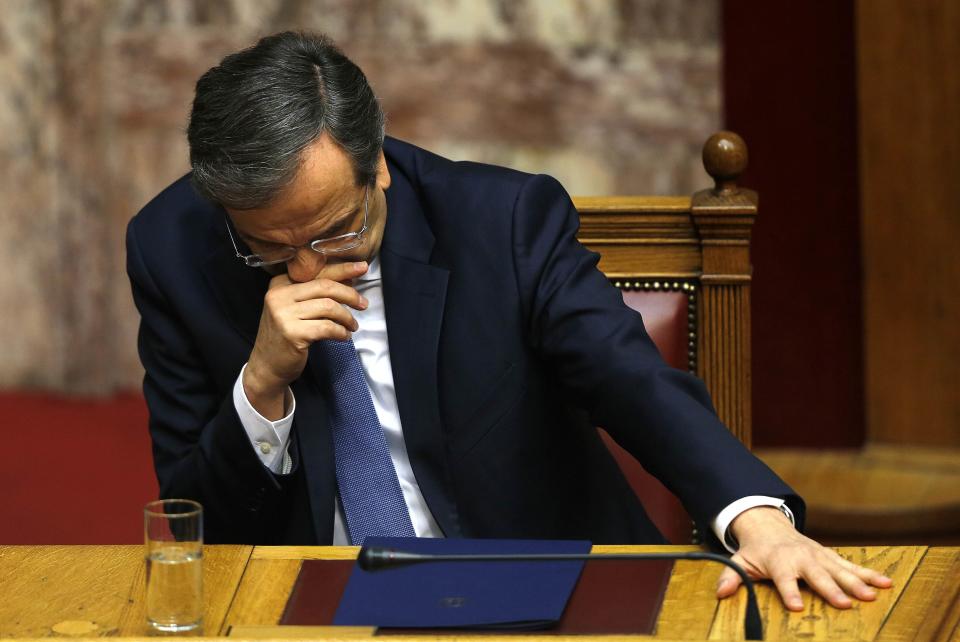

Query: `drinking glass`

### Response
(144, 499, 204, 634)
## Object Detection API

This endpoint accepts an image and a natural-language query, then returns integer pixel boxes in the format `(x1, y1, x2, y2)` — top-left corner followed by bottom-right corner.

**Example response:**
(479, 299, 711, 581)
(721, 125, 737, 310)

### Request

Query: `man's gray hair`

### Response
(187, 31, 385, 210)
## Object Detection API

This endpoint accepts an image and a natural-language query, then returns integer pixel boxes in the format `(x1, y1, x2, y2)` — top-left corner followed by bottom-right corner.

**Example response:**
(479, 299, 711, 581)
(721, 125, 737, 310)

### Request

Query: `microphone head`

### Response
(358, 547, 422, 571)
(357, 546, 390, 571)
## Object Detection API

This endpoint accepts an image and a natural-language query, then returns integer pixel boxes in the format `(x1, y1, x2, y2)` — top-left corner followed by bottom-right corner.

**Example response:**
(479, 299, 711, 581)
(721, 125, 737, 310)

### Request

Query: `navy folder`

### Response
(332, 537, 591, 629)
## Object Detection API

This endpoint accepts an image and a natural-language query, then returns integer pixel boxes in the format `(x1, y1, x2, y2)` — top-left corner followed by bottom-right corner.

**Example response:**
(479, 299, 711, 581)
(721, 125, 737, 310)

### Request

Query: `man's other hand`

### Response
(244, 261, 369, 420)
(715, 506, 893, 611)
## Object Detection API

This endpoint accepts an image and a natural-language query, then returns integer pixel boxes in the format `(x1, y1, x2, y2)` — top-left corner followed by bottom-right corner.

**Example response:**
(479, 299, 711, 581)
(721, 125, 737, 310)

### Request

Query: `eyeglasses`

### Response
(225, 188, 369, 268)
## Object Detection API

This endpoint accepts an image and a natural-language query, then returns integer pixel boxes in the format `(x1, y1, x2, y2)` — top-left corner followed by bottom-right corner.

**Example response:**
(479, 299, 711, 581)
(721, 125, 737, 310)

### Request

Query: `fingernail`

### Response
(359, 295, 369, 308)
(354, 261, 366, 270)
(716, 579, 728, 591)
(790, 598, 803, 609)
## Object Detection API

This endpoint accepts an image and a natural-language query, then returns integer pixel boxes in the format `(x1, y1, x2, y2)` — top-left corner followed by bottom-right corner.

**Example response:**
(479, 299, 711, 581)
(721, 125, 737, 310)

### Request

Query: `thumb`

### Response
(716, 554, 745, 598)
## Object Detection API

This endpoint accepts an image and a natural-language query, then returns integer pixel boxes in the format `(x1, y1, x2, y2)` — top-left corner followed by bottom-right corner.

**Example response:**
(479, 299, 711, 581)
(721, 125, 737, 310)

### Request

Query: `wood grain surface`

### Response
(708, 546, 924, 640)
(0, 544, 250, 638)
(222, 543, 363, 633)
(876, 547, 960, 641)
(221, 558, 304, 635)
(573, 196, 692, 213)
(2, 545, 958, 640)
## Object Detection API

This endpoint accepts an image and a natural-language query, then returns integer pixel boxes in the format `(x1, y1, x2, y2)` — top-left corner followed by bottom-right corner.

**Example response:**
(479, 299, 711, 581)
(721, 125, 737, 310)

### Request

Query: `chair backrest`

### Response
(574, 131, 758, 543)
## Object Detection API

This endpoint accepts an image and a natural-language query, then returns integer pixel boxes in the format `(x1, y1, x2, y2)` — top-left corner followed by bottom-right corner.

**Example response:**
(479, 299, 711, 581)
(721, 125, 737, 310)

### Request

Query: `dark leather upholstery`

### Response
(600, 288, 693, 544)
(620, 290, 689, 371)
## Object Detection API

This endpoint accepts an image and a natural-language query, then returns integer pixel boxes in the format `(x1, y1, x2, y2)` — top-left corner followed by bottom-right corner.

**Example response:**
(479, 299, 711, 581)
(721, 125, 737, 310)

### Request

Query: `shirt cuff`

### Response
(233, 363, 296, 474)
(712, 495, 795, 553)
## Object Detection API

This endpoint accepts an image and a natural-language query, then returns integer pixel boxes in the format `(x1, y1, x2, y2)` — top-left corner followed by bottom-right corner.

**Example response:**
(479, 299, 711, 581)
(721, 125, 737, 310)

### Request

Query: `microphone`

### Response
(359, 546, 763, 640)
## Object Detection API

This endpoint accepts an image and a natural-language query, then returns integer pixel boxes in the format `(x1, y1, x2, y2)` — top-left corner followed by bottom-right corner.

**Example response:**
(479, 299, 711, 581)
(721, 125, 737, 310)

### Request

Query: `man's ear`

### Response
(375, 150, 391, 190)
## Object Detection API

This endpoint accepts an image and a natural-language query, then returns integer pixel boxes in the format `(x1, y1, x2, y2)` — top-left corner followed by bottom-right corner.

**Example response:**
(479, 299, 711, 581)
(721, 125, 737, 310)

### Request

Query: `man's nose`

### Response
(285, 248, 327, 283)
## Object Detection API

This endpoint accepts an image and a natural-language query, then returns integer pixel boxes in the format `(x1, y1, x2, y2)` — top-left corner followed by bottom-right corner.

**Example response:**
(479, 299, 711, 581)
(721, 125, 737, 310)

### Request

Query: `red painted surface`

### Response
(0, 392, 157, 544)
(723, 1, 865, 448)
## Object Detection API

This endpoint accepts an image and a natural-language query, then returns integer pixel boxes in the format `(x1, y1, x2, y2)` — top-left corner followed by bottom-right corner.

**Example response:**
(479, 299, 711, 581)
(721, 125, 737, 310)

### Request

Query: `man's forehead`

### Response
(228, 136, 360, 232)
(277, 137, 357, 212)
(229, 188, 359, 241)
(299, 136, 355, 188)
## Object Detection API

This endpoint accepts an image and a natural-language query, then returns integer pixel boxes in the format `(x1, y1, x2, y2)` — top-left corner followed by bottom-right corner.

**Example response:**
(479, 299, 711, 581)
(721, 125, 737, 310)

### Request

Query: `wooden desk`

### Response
(1, 545, 958, 640)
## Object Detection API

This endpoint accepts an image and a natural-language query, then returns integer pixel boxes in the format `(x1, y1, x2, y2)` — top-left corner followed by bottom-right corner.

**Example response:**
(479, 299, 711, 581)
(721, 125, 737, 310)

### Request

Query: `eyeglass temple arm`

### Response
(223, 218, 246, 258)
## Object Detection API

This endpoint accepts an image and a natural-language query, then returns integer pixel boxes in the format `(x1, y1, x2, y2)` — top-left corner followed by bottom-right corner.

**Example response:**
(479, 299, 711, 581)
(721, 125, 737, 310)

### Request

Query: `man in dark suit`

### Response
(127, 31, 889, 610)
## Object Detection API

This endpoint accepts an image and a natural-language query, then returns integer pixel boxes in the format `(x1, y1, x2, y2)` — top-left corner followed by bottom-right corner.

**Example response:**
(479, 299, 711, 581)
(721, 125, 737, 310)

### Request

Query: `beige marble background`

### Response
(0, 0, 719, 393)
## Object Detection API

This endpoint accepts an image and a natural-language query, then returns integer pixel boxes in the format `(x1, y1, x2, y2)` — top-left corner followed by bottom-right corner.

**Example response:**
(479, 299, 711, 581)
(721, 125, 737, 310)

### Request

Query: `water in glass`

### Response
(145, 544, 203, 633)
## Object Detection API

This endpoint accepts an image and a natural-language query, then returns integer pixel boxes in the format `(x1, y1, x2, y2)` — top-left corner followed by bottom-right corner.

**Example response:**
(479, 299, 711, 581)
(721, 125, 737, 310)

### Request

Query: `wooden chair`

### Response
(574, 131, 757, 543)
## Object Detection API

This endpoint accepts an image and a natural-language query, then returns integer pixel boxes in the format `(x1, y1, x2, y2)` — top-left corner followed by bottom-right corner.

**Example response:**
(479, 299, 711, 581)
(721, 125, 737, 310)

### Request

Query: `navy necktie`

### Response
(319, 338, 415, 545)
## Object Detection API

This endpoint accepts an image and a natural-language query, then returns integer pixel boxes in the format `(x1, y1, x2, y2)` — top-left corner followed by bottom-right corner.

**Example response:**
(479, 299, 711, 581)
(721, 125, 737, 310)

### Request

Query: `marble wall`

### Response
(0, 0, 720, 393)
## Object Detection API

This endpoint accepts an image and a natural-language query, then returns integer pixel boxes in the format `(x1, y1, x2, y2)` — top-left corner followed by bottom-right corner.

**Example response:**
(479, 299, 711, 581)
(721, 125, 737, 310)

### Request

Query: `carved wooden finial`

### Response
(702, 131, 748, 194)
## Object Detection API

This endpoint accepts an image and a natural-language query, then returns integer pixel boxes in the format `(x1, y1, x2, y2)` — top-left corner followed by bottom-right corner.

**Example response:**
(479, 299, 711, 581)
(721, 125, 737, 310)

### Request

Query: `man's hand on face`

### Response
(715, 506, 893, 611)
(243, 261, 370, 420)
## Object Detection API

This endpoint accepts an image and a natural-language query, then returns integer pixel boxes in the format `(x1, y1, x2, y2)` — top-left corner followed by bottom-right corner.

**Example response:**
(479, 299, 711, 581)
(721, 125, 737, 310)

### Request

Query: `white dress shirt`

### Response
(234, 257, 442, 544)
(233, 257, 792, 551)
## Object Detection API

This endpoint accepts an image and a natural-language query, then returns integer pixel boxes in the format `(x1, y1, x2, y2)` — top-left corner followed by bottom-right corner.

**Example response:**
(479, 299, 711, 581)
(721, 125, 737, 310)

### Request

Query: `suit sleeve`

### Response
(126, 219, 297, 543)
(509, 174, 804, 541)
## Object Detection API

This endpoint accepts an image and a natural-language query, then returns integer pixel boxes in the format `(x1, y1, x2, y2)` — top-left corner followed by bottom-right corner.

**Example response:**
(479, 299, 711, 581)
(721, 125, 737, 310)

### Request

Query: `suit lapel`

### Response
(379, 173, 462, 538)
(290, 372, 337, 543)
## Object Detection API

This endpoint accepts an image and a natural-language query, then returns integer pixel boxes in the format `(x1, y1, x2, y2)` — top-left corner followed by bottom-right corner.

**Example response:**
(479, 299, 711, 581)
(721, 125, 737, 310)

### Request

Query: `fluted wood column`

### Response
(691, 132, 757, 447)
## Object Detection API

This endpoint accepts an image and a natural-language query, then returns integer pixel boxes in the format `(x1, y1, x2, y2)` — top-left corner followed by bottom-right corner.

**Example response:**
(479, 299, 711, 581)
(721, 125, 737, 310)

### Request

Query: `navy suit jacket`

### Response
(127, 137, 802, 545)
